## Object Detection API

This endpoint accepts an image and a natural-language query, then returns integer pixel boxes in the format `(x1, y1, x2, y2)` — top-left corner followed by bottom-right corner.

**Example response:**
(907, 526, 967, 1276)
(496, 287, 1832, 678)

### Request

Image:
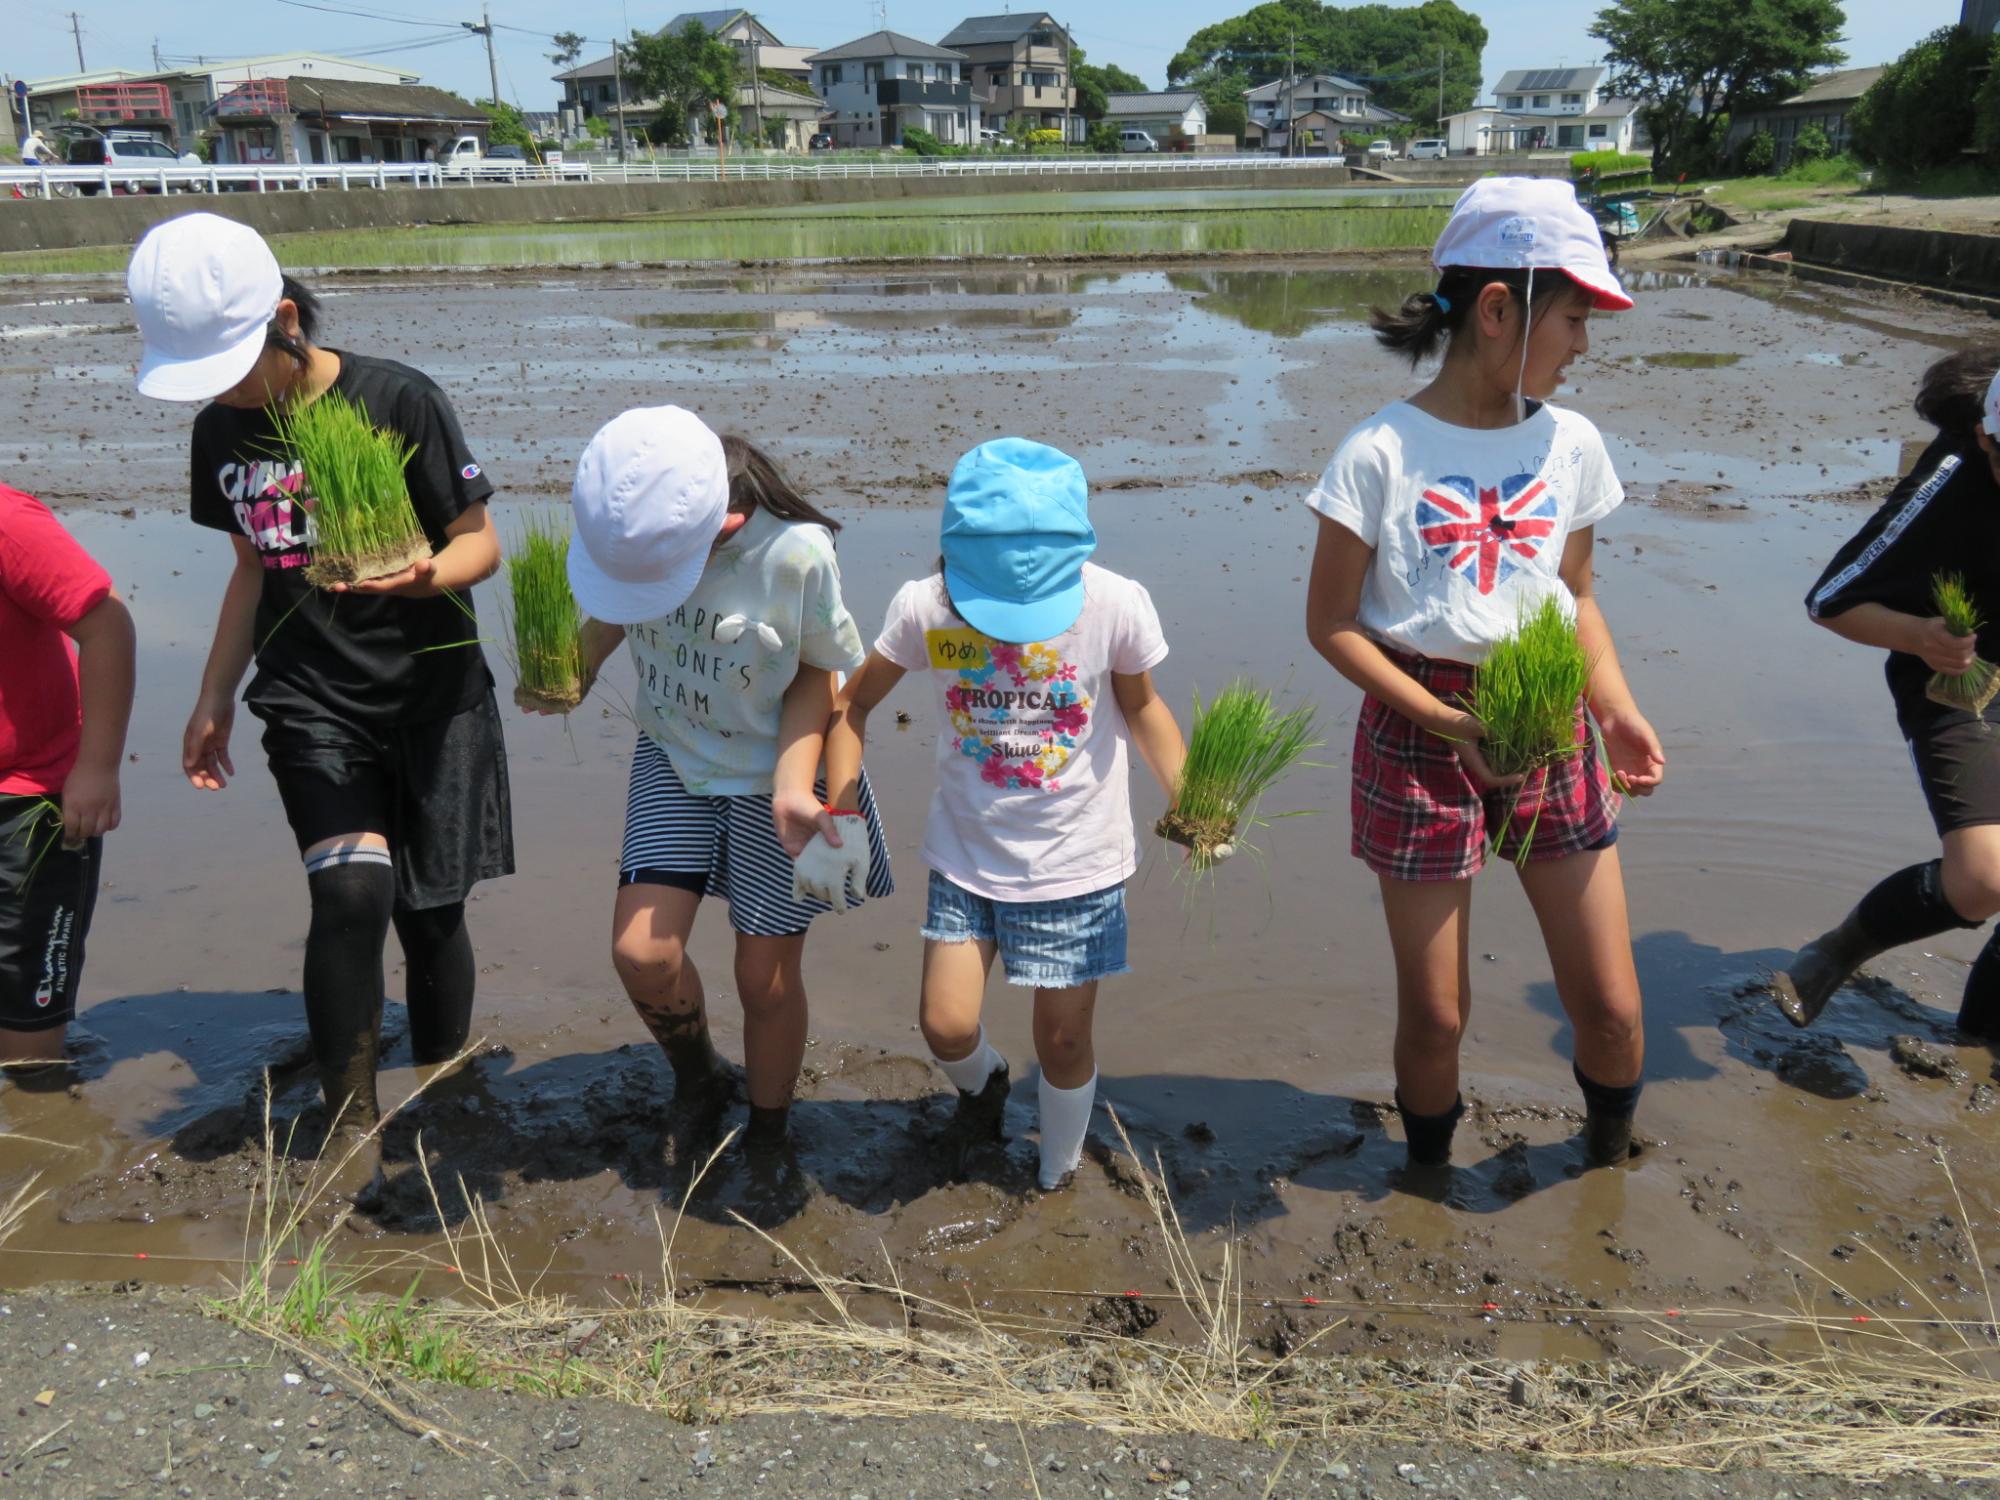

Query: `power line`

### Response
(270, 0, 462, 30)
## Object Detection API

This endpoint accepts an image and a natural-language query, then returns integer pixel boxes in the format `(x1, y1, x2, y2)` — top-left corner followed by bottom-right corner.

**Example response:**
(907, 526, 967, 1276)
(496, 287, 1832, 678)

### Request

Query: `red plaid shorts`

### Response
(1351, 651, 1619, 883)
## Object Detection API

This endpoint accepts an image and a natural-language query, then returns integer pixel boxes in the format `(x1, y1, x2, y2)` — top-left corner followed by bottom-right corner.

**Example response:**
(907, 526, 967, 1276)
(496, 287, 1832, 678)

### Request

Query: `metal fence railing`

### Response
(1, 162, 442, 196)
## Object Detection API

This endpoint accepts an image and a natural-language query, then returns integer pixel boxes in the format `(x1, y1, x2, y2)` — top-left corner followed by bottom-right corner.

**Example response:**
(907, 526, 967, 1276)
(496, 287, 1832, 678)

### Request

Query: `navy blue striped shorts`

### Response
(618, 734, 894, 937)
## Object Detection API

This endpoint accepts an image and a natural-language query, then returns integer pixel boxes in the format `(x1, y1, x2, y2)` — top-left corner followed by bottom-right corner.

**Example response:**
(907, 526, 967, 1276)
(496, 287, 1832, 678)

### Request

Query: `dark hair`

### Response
(721, 435, 842, 534)
(1369, 266, 1584, 367)
(1914, 347, 2000, 434)
(265, 274, 321, 370)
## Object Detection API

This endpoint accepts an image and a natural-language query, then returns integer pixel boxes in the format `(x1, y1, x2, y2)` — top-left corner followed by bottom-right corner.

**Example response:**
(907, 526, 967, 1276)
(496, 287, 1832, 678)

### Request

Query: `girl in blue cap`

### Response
(1303, 178, 1666, 1176)
(811, 439, 1187, 1190)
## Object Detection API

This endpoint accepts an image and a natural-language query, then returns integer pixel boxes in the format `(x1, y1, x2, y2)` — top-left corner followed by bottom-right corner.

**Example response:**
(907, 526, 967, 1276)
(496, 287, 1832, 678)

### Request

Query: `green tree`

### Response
(1590, 0, 1846, 176)
(1168, 0, 1485, 126)
(548, 30, 585, 71)
(1209, 99, 1248, 140)
(1072, 45, 1146, 122)
(477, 97, 534, 149)
(1737, 128, 1775, 174)
(1851, 26, 1992, 181)
(622, 19, 741, 146)
(1789, 121, 1832, 166)
(1087, 119, 1120, 152)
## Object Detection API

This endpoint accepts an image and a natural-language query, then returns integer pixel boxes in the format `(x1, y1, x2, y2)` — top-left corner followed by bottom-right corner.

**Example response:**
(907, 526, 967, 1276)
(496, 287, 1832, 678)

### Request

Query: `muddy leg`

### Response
(1516, 846, 1644, 1167)
(1379, 874, 1473, 1166)
(393, 901, 475, 1065)
(612, 883, 735, 1169)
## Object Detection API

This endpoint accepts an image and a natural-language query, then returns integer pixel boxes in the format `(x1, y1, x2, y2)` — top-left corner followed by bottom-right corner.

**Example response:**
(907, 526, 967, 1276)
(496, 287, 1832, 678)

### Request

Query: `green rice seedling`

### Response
(503, 512, 586, 713)
(1465, 596, 1595, 865)
(268, 389, 431, 589)
(1927, 572, 2000, 716)
(1156, 680, 1321, 877)
(5, 796, 72, 890)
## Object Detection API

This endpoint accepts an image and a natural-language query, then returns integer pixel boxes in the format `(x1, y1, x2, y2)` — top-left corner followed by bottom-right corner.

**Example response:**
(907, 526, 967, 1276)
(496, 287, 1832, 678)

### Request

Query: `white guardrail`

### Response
(3, 153, 1339, 197)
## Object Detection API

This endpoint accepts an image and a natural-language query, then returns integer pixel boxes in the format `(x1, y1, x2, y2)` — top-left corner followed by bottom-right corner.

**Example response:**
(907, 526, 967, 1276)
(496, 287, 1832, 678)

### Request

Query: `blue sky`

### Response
(7, 0, 1957, 110)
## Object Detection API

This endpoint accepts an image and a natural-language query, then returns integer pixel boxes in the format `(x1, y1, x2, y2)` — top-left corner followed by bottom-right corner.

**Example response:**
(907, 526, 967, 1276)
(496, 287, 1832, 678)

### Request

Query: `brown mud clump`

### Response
(512, 679, 585, 715)
(1155, 810, 1236, 862)
(303, 536, 434, 590)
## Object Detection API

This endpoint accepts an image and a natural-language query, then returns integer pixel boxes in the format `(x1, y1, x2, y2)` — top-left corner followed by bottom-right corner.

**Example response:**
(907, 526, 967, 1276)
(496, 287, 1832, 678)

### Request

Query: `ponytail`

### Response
(721, 434, 844, 535)
(1368, 266, 1574, 367)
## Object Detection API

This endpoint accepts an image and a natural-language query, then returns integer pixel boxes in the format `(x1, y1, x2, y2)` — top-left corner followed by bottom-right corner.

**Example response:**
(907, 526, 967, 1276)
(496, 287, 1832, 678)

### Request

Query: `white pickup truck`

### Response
(438, 135, 591, 183)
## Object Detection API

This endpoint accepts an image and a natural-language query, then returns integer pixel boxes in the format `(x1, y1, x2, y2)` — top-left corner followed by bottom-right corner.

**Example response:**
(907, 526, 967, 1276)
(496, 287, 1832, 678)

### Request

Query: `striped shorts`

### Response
(618, 734, 895, 937)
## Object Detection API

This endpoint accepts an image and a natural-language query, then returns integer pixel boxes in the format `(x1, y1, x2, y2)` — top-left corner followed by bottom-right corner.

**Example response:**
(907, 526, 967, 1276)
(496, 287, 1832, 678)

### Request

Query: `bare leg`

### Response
(1031, 983, 1098, 1089)
(611, 883, 733, 1168)
(1379, 875, 1474, 1116)
(734, 932, 809, 1114)
(920, 937, 996, 1063)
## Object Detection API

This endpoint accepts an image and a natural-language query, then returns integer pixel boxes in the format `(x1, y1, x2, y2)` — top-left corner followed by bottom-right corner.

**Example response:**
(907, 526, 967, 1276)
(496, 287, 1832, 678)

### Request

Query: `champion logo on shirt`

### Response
(1415, 474, 1559, 595)
(461, 462, 482, 480)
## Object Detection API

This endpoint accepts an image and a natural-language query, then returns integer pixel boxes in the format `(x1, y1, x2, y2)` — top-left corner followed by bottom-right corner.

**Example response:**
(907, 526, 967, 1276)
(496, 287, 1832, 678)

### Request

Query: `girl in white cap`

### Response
(1302, 178, 1666, 1177)
(558, 410, 891, 1210)
(1776, 350, 2000, 1044)
(126, 213, 511, 1190)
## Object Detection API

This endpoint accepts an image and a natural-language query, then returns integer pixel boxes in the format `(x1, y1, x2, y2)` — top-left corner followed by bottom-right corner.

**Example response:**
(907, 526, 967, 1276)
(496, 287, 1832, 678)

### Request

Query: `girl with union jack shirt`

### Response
(1303, 179, 1666, 1178)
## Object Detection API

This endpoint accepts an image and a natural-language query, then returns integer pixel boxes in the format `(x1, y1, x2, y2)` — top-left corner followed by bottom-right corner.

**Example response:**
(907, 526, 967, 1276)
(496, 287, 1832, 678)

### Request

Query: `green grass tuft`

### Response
(268, 389, 431, 588)
(1929, 571, 2000, 715)
(1157, 680, 1321, 878)
(1468, 596, 1593, 780)
(504, 512, 586, 712)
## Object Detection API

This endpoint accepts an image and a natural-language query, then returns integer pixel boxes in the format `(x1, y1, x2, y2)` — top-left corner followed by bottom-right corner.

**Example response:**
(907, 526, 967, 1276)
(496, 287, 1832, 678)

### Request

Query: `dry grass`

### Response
(215, 1091, 2000, 1481)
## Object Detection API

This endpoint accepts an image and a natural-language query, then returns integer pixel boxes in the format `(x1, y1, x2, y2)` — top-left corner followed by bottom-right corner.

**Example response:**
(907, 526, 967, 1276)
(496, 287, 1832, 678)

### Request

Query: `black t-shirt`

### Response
(189, 352, 496, 725)
(1807, 430, 2000, 734)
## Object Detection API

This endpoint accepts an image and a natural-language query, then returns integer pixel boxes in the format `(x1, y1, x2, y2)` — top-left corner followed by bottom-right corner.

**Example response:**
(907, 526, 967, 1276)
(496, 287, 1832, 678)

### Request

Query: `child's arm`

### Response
(1561, 528, 1665, 796)
(333, 501, 500, 598)
(807, 652, 908, 854)
(1305, 514, 1519, 788)
(184, 536, 263, 791)
(61, 592, 136, 842)
(1814, 601, 1978, 675)
(1112, 670, 1186, 801)
(772, 666, 839, 858)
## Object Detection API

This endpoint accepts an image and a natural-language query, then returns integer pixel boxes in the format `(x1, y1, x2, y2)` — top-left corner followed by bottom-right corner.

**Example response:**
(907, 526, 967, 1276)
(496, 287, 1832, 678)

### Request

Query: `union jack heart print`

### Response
(1415, 475, 1559, 595)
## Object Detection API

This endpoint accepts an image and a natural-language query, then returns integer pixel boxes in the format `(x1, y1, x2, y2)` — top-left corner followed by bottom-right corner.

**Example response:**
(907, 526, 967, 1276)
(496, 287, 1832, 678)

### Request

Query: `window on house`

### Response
(1505, 95, 1522, 108)
(1588, 122, 1607, 137)
(1029, 71, 1056, 87)
(822, 65, 843, 87)
(1532, 94, 1549, 107)
(864, 64, 881, 86)
(1563, 92, 1582, 105)
(1029, 29, 1052, 47)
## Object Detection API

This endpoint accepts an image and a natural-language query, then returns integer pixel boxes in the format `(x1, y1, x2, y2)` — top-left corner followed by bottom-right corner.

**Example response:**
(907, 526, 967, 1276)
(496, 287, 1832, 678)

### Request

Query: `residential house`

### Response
(554, 11, 814, 123)
(938, 14, 1078, 142)
(24, 52, 418, 152)
(736, 78, 824, 152)
(208, 76, 486, 164)
(1242, 73, 1403, 152)
(1103, 90, 1206, 147)
(806, 31, 976, 148)
(1492, 66, 1607, 120)
(1965, 0, 2000, 33)
(1443, 66, 1647, 155)
(1726, 66, 1884, 169)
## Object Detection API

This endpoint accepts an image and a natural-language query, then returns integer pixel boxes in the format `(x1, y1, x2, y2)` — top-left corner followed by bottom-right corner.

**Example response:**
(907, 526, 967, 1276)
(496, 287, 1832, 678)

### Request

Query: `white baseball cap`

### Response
(567, 406, 730, 625)
(127, 213, 285, 401)
(1432, 177, 1632, 312)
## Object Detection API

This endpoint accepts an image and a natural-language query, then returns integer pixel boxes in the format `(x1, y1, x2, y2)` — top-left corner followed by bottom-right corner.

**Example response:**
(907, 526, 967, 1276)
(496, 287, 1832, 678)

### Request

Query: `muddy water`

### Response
(2, 263, 1995, 1363)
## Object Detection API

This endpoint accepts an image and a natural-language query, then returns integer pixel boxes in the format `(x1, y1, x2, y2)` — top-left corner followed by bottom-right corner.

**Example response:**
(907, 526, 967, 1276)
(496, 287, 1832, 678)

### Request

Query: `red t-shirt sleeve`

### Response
(0, 486, 113, 629)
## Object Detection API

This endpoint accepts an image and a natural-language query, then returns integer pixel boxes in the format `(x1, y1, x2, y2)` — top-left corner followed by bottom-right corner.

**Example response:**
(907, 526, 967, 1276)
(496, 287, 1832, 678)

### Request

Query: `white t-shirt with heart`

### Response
(1306, 400, 1623, 665)
(875, 563, 1169, 902)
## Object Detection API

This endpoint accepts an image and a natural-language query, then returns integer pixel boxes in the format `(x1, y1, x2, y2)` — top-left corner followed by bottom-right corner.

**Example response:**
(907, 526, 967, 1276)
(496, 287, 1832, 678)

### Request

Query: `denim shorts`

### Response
(921, 870, 1129, 990)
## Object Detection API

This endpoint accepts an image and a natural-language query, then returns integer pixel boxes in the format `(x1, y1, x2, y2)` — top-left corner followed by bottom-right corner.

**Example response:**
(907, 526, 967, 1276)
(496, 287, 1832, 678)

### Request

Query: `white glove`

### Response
(791, 812, 870, 911)
(714, 614, 784, 652)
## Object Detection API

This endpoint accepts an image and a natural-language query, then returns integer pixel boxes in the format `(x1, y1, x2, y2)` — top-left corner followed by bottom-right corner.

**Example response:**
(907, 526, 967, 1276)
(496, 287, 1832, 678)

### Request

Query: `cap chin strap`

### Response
(1514, 274, 1534, 424)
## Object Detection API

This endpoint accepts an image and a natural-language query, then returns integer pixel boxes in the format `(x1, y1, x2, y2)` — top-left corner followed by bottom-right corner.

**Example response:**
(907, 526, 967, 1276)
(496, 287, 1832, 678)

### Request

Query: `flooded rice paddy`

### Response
(1, 257, 1995, 1364)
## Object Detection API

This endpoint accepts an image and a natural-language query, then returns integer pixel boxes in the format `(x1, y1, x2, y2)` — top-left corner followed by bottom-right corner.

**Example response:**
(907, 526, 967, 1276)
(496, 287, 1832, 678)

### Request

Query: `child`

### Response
(0, 485, 135, 1081)
(815, 439, 1186, 1191)
(128, 213, 511, 1171)
(1775, 351, 2000, 1041)
(1301, 178, 1666, 1174)
(559, 409, 892, 1198)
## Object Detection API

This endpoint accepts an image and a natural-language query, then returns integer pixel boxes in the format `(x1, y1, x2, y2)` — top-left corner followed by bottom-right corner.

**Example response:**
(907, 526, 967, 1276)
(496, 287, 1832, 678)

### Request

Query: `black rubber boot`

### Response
(1582, 1109, 1636, 1168)
(1770, 908, 1887, 1028)
(1775, 861, 1979, 1028)
(939, 1061, 1011, 1175)
(740, 1104, 809, 1228)
(1395, 1090, 1465, 1168)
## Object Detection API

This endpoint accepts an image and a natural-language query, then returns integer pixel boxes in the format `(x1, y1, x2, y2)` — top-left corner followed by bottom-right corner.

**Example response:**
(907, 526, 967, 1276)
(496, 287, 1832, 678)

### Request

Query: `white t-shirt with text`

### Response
(1306, 400, 1623, 664)
(875, 562, 1169, 902)
(626, 508, 864, 796)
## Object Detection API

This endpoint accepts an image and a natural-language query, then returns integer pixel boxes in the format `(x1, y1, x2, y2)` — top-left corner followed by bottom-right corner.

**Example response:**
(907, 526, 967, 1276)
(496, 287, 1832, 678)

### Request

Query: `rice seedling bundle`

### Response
(1465, 596, 1594, 864)
(270, 389, 431, 589)
(1926, 572, 2000, 716)
(1156, 680, 1321, 877)
(505, 513, 586, 713)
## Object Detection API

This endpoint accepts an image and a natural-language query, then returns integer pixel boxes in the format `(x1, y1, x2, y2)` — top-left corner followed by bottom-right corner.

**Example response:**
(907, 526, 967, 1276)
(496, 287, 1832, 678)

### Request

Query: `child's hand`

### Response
(1913, 615, 1980, 676)
(1439, 710, 1524, 791)
(331, 557, 437, 597)
(771, 788, 837, 860)
(1599, 710, 1666, 797)
(183, 695, 236, 791)
(60, 762, 120, 841)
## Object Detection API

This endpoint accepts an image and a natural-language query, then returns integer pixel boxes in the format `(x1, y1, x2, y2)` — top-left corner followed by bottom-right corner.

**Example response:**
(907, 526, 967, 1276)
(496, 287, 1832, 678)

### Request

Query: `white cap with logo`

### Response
(1432, 176, 1632, 311)
(567, 405, 730, 626)
(127, 212, 285, 402)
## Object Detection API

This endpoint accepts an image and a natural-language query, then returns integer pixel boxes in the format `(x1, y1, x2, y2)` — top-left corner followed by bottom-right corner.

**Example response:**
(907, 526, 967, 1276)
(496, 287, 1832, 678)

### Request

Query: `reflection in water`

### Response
(1169, 267, 1429, 337)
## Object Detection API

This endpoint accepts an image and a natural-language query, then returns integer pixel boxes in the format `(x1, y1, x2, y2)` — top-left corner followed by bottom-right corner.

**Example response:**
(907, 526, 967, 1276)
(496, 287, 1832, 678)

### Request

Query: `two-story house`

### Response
(1242, 73, 1405, 153)
(1443, 65, 1647, 156)
(938, 14, 1078, 143)
(553, 10, 817, 126)
(806, 31, 978, 148)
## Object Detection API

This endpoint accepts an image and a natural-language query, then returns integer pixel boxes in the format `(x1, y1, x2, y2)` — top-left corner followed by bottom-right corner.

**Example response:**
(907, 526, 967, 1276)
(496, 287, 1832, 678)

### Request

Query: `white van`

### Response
(1405, 138, 1447, 160)
(1118, 128, 1159, 153)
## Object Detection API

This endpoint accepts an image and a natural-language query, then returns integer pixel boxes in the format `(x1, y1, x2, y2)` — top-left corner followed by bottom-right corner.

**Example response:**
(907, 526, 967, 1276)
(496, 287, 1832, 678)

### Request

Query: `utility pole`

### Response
(1437, 45, 1445, 133)
(461, 7, 500, 112)
(612, 39, 629, 163)
(69, 12, 86, 72)
(749, 34, 762, 151)
(152, 37, 162, 71)
(1060, 20, 1071, 150)
(1283, 32, 1295, 158)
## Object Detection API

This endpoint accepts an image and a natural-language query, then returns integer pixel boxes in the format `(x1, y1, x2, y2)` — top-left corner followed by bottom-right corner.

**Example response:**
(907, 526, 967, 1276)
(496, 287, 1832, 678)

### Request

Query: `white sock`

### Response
(932, 1029, 1002, 1095)
(1037, 1070, 1097, 1189)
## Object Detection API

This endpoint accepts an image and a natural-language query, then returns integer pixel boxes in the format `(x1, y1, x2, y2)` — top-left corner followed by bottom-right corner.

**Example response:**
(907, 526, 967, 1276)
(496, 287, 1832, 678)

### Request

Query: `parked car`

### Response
(1118, 128, 1159, 153)
(807, 132, 835, 152)
(65, 131, 202, 194)
(1405, 138, 1447, 160)
(1365, 138, 1394, 159)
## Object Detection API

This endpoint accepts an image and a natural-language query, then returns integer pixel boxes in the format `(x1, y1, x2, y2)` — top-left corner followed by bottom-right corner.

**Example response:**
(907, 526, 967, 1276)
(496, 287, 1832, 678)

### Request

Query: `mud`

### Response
(3, 260, 1998, 1368)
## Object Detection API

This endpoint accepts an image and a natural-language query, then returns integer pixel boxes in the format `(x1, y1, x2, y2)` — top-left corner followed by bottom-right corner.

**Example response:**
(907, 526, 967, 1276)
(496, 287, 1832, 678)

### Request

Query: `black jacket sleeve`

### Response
(1807, 434, 1972, 622)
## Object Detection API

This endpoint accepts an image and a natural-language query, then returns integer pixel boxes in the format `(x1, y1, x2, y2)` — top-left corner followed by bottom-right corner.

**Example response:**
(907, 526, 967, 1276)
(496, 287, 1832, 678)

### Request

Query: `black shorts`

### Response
(1908, 710, 2000, 836)
(0, 793, 101, 1033)
(252, 687, 515, 910)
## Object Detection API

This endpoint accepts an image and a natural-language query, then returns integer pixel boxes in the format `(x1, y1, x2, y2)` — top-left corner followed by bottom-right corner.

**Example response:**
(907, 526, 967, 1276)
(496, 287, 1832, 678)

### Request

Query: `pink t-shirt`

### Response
(875, 562, 1169, 901)
(0, 485, 112, 797)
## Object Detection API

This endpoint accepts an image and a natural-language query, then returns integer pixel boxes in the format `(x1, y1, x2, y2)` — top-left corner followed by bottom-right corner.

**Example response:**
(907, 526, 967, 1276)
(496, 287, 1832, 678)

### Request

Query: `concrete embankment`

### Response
(0, 165, 1353, 255)
(1766, 217, 2000, 307)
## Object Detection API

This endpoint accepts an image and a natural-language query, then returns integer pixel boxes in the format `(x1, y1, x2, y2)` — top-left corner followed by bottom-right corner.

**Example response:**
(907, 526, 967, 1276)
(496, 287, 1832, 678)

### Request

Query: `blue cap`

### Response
(941, 439, 1095, 644)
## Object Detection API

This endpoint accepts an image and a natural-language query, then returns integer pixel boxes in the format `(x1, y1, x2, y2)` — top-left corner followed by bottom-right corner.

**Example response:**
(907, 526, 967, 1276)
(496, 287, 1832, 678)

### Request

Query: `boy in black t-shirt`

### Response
(1779, 349, 2000, 1043)
(128, 213, 514, 1191)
